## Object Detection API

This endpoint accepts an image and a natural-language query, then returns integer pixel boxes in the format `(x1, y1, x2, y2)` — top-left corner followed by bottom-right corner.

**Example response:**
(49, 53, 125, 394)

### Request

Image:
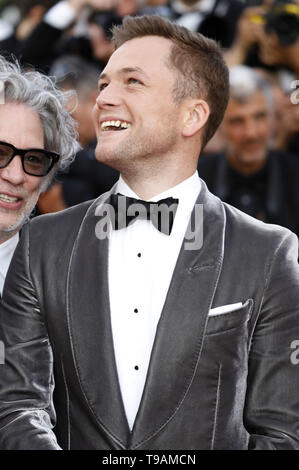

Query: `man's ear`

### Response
(182, 99, 210, 137)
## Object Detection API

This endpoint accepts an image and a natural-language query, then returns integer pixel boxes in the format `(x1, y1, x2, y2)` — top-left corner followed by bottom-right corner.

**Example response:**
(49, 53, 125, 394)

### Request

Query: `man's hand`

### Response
(235, 7, 265, 52)
(224, 7, 265, 66)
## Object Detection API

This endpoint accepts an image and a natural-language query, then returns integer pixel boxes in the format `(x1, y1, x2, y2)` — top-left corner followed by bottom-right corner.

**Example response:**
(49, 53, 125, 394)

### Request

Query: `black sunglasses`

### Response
(0, 141, 60, 176)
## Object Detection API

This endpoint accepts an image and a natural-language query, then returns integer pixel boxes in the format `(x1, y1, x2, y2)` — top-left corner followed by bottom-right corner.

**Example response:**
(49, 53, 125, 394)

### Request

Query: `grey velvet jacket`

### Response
(1, 181, 299, 450)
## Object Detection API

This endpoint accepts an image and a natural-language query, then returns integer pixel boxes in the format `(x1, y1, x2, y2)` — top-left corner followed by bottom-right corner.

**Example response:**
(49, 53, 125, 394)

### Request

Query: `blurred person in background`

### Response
(37, 54, 119, 213)
(0, 54, 78, 296)
(257, 0, 299, 75)
(19, 0, 141, 72)
(0, 0, 58, 59)
(271, 79, 299, 154)
(198, 65, 299, 236)
(256, 0, 299, 151)
(171, 0, 245, 48)
(225, 0, 299, 72)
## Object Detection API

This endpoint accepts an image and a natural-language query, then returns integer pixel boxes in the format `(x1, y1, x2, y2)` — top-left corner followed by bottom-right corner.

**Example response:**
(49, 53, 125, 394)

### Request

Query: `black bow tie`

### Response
(108, 193, 179, 235)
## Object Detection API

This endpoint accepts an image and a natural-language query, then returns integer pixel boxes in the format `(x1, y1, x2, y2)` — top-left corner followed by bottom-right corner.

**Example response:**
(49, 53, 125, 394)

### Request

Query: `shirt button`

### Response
(134, 308, 138, 313)
(134, 365, 139, 371)
(137, 253, 141, 257)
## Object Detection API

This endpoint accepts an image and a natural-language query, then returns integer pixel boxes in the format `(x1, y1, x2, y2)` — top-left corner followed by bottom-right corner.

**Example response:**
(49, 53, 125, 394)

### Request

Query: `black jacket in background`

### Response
(58, 141, 119, 207)
(198, 150, 299, 237)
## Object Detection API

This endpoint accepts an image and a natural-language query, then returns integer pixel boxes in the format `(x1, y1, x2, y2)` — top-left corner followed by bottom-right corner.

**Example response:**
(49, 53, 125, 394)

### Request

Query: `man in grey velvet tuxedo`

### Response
(1, 15, 299, 450)
(0, 55, 78, 298)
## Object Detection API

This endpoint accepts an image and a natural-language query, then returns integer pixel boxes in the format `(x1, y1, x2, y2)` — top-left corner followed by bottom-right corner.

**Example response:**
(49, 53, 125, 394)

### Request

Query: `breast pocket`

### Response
(205, 298, 254, 336)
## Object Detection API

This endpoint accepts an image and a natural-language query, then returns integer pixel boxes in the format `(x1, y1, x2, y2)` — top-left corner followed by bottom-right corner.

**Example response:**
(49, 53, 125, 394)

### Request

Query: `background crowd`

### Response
(0, 0, 299, 235)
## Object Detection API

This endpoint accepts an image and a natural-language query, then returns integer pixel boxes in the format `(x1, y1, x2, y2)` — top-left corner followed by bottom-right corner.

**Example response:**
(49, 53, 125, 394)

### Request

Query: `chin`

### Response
(0, 217, 23, 234)
(240, 150, 266, 164)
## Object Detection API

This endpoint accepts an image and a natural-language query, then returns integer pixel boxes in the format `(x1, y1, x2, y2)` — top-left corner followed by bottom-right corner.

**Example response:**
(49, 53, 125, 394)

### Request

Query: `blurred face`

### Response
(64, 87, 97, 147)
(258, 30, 294, 68)
(222, 91, 270, 173)
(88, 23, 115, 62)
(0, 103, 45, 242)
(92, 36, 184, 172)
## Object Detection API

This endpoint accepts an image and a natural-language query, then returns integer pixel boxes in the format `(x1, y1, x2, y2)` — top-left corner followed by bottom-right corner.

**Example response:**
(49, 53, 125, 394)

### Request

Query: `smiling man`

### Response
(0, 55, 78, 296)
(1, 16, 299, 451)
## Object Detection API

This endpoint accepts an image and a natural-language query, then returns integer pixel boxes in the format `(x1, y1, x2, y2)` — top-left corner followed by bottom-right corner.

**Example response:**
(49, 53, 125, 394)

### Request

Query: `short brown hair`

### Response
(112, 15, 229, 148)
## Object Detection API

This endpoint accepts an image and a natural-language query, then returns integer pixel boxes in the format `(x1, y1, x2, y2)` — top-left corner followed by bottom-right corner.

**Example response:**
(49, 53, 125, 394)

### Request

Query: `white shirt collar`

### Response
(0, 232, 19, 295)
(114, 172, 201, 237)
(115, 171, 201, 204)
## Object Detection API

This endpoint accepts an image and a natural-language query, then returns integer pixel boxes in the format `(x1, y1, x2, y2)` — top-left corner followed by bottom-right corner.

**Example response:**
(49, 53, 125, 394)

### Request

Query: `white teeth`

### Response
(0, 194, 19, 203)
(101, 120, 131, 130)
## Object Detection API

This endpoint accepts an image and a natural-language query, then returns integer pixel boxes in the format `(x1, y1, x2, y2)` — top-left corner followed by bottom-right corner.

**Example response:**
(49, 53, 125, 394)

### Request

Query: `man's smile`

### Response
(0, 192, 23, 210)
(100, 120, 132, 131)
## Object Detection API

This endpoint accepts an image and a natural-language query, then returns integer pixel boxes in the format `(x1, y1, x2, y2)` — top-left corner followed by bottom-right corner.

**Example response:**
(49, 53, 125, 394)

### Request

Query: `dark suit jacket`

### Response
(1, 181, 299, 450)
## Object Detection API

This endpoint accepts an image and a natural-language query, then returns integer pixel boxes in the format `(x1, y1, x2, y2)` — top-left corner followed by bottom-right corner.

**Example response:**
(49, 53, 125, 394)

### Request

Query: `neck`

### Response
(120, 162, 197, 200)
(0, 230, 18, 245)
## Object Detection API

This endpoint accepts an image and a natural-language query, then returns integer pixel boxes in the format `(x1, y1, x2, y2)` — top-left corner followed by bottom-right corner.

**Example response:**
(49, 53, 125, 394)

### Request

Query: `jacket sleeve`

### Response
(0, 224, 61, 450)
(244, 231, 299, 449)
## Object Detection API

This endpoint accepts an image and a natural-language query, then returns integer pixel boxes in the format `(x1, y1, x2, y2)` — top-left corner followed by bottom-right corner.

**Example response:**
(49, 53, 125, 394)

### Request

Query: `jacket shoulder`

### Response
(30, 199, 94, 231)
(223, 200, 297, 249)
(26, 199, 99, 250)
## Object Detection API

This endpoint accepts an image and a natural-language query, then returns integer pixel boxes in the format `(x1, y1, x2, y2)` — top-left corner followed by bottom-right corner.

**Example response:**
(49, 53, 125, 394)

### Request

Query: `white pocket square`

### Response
(208, 302, 243, 317)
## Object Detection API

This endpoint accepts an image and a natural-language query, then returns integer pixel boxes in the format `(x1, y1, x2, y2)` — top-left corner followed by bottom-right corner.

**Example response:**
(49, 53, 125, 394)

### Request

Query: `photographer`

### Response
(225, 0, 299, 75)
(19, 0, 124, 72)
(258, 0, 299, 76)
(0, 0, 58, 59)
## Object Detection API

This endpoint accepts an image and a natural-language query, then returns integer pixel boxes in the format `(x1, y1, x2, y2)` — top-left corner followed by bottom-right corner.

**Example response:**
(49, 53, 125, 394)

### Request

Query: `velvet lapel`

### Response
(130, 182, 226, 448)
(67, 188, 130, 448)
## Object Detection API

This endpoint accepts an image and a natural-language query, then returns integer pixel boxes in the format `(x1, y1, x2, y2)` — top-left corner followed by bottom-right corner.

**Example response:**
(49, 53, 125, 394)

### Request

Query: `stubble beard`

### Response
(95, 123, 180, 175)
(0, 189, 41, 237)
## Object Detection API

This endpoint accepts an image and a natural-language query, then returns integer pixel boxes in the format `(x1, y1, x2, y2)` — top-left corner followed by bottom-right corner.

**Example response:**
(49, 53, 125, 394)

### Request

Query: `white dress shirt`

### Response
(108, 172, 201, 430)
(0, 233, 19, 296)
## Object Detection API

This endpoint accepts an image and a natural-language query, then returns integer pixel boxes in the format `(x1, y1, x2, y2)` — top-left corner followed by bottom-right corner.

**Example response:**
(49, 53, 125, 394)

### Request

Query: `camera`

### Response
(249, 1, 299, 45)
(264, 1, 299, 46)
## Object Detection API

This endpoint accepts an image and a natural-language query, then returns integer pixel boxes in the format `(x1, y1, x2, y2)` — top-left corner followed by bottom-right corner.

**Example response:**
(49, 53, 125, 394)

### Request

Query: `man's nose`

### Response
(96, 83, 121, 108)
(0, 155, 26, 185)
(244, 119, 258, 139)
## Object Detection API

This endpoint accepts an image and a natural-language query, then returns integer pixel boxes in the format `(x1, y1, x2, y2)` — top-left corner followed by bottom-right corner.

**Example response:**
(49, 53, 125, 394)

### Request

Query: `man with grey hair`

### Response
(0, 54, 78, 295)
(198, 65, 299, 236)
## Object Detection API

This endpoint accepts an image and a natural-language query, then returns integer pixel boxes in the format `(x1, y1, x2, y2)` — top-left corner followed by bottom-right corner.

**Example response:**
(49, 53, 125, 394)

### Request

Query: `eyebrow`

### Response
(99, 67, 150, 82)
